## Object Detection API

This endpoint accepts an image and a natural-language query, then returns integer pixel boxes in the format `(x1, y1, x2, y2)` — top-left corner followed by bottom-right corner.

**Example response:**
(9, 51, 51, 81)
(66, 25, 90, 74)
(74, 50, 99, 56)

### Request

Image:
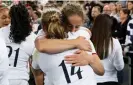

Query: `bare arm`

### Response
(35, 36, 91, 54)
(64, 51, 104, 76)
(31, 67, 44, 85)
(89, 54, 104, 76)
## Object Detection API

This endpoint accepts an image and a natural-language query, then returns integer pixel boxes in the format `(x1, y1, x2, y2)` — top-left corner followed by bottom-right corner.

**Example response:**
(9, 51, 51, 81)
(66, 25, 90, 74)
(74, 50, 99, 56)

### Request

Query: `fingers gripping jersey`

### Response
(32, 27, 96, 85)
(0, 26, 36, 80)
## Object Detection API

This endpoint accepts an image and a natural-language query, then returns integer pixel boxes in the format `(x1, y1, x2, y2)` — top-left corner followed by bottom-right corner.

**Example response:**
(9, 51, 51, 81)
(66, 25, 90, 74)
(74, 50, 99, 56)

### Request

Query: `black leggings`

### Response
(97, 82, 120, 85)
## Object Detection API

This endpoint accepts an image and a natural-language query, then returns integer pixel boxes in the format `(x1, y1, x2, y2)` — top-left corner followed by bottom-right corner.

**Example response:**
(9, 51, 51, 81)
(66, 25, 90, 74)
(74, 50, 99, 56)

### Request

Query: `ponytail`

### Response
(46, 13, 66, 39)
(41, 8, 67, 39)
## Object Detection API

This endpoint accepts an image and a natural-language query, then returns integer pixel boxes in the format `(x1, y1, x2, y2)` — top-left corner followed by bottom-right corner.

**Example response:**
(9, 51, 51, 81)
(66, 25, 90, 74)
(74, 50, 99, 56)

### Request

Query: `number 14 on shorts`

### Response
(59, 60, 83, 83)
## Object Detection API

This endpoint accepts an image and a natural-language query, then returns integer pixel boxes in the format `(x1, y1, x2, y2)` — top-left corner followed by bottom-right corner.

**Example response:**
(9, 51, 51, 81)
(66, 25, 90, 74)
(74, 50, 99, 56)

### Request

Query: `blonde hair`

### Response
(41, 8, 66, 39)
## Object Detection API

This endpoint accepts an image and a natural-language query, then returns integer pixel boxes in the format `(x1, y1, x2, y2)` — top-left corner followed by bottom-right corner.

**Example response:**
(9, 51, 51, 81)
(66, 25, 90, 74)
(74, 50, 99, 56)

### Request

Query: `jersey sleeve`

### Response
(113, 39, 124, 71)
(24, 32, 37, 56)
(32, 49, 40, 69)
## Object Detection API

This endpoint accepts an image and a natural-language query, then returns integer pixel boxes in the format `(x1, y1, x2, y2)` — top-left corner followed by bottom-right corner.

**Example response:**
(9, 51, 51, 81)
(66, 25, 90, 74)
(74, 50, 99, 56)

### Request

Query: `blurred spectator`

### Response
(118, 8, 131, 44)
(0, 3, 8, 8)
(84, 2, 90, 12)
(111, 16, 120, 38)
(127, 1, 133, 18)
(110, 2, 120, 21)
(103, 4, 111, 15)
(0, 7, 10, 28)
(56, 1, 64, 10)
(85, 6, 101, 29)
(32, 11, 41, 24)
(124, 19, 133, 54)
(84, 2, 103, 29)
(91, 6, 101, 19)
(32, 11, 41, 33)
(26, 5, 34, 20)
(116, 2, 122, 15)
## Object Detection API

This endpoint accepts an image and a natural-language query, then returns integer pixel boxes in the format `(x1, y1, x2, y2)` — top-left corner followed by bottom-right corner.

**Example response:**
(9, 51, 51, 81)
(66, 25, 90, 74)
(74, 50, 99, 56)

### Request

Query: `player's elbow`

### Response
(116, 64, 124, 71)
(96, 67, 105, 76)
(90, 62, 105, 76)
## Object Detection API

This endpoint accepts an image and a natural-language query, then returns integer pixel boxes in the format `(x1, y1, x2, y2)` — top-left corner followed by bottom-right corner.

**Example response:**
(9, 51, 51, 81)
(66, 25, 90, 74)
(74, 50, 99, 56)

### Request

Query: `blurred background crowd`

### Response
(0, 0, 133, 85)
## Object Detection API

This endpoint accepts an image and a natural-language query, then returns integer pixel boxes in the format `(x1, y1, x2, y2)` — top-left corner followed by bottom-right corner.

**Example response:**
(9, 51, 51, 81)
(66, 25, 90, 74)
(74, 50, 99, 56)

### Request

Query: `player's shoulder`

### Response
(37, 29, 45, 37)
(79, 26, 88, 30)
(76, 26, 91, 39)
(26, 32, 37, 42)
(0, 25, 10, 35)
(35, 29, 46, 41)
(21, 32, 36, 47)
(112, 38, 121, 46)
(0, 25, 10, 42)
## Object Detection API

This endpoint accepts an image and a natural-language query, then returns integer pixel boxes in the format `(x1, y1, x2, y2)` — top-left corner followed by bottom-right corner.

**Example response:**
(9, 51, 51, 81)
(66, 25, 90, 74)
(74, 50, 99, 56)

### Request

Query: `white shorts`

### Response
(9, 79, 29, 85)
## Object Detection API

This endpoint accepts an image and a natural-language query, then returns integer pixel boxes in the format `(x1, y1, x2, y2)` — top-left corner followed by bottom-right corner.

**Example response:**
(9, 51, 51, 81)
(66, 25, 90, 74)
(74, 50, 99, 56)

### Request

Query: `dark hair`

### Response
(110, 16, 119, 38)
(121, 8, 130, 16)
(9, 3, 32, 44)
(26, 1, 37, 11)
(128, 1, 133, 4)
(34, 11, 41, 18)
(87, 2, 103, 22)
(91, 14, 113, 59)
(93, 6, 102, 13)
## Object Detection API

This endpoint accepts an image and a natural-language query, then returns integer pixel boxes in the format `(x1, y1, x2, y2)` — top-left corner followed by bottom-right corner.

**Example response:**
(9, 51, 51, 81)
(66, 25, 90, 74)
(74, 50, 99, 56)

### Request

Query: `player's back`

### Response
(36, 27, 96, 85)
(1, 25, 36, 80)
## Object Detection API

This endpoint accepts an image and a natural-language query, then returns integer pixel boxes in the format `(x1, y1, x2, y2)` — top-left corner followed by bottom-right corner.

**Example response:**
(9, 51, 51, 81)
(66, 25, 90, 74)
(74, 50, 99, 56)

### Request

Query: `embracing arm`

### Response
(31, 67, 44, 85)
(89, 54, 104, 76)
(64, 51, 104, 76)
(35, 36, 91, 54)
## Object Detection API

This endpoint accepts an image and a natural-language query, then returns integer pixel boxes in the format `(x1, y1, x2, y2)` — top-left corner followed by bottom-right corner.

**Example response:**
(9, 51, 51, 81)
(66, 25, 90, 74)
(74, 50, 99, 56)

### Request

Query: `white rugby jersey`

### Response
(0, 32, 9, 85)
(0, 25, 36, 80)
(32, 27, 96, 85)
(95, 38, 124, 83)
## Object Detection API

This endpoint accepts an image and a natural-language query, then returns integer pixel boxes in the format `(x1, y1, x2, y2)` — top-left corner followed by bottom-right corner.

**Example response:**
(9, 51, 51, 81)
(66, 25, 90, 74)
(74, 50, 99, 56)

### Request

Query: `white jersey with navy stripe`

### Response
(32, 27, 96, 85)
